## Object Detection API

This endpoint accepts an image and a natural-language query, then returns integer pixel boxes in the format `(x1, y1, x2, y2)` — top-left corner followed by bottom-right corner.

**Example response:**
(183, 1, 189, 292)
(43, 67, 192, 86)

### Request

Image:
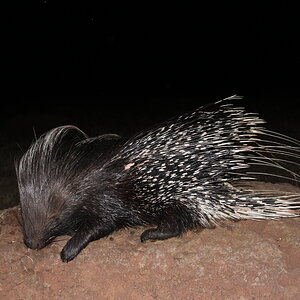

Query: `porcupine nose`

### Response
(24, 238, 41, 249)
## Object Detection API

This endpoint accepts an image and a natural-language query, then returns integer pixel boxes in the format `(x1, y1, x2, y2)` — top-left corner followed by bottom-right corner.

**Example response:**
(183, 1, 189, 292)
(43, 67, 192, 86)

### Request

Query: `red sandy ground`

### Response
(0, 182, 300, 300)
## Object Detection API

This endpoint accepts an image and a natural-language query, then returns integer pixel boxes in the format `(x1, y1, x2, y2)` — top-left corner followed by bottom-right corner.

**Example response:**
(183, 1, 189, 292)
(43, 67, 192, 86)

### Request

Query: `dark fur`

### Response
(16, 97, 300, 262)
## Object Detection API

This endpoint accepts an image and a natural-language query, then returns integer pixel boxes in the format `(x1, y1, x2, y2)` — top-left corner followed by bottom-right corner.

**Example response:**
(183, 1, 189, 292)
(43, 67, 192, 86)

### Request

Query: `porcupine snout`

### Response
(23, 238, 41, 250)
(22, 231, 51, 250)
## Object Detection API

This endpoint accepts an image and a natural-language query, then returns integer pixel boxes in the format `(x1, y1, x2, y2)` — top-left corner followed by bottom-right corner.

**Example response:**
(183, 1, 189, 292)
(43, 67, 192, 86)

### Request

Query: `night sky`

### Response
(1, 1, 300, 209)
(3, 2, 300, 140)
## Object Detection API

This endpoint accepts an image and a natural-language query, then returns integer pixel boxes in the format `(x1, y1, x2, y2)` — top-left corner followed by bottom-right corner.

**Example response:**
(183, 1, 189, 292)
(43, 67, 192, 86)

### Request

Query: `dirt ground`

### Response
(1, 183, 300, 300)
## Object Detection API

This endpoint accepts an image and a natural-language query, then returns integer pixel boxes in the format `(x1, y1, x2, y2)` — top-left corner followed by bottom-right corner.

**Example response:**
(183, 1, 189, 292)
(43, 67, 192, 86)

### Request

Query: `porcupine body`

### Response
(16, 96, 300, 262)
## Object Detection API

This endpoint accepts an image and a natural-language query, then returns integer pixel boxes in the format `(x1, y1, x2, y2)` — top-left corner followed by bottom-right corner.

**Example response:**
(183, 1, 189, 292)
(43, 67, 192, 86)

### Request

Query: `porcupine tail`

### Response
(200, 95, 300, 221)
(228, 123, 300, 220)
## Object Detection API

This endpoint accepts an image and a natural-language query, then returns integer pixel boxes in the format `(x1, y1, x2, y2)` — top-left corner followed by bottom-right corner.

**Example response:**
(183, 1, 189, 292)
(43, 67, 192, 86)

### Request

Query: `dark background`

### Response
(3, 2, 300, 139)
(1, 1, 300, 208)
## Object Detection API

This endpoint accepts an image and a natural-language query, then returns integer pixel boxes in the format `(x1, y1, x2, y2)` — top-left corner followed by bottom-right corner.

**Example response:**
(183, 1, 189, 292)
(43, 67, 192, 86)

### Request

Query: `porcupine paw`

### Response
(61, 243, 80, 262)
(140, 228, 180, 243)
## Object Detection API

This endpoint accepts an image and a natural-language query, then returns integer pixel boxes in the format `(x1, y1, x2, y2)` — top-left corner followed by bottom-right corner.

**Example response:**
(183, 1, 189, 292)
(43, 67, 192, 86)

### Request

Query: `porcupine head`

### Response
(16, 125, 125, 262)
(16, 96, 300, 262)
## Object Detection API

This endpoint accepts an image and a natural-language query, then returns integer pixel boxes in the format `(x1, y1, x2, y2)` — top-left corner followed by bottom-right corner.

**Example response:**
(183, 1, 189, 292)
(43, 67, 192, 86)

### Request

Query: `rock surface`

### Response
(1, 183, 300, 300)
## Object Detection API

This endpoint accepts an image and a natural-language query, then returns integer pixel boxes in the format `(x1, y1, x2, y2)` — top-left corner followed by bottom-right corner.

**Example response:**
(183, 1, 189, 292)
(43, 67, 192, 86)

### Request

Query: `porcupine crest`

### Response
(16, 95, 300, 261)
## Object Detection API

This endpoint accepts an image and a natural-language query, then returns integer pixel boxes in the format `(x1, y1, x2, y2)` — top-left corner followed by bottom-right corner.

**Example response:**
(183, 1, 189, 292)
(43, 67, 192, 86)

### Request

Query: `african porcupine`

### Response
(16, 95, 300, 262)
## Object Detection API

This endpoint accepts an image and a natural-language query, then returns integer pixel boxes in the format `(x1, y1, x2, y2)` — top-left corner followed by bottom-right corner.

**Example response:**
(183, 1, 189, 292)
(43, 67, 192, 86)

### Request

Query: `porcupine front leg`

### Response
(60, 223, 114, 262)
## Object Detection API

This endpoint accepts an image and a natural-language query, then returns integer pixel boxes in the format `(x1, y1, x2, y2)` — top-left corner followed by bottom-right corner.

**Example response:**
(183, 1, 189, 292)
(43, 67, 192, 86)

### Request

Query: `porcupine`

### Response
(16, 95, 300, 262)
